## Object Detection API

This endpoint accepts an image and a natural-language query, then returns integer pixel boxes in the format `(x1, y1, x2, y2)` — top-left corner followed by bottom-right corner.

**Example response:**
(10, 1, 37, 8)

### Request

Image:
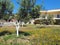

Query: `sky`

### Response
(12, 0, 60, 14)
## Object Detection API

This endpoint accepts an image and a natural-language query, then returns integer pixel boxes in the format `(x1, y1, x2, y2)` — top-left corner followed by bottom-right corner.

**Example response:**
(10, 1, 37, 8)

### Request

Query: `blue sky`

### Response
(12, 0, 60, 13)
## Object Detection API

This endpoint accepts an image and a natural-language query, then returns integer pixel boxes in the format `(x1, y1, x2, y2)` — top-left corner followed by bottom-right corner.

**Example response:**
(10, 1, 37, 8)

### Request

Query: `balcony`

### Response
(53, 18, 60, 19)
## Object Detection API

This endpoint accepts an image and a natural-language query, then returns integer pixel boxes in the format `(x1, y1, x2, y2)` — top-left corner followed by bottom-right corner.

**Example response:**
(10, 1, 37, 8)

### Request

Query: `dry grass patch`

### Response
(0, 25, 60, 45)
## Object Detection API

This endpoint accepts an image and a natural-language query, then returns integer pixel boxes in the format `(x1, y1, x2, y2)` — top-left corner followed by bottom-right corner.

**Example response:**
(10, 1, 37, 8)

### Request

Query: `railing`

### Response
(35, 17, 60, 20)
(53, 18, 60, 19)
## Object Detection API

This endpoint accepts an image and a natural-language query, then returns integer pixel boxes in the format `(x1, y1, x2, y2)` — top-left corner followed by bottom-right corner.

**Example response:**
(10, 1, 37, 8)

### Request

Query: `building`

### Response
(33, 9, 60, 25)
(40, 9, 60, 20)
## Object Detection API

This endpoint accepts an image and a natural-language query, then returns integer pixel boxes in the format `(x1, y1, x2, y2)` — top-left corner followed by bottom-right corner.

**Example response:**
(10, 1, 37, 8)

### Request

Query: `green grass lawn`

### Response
(0, 25, 60, 45)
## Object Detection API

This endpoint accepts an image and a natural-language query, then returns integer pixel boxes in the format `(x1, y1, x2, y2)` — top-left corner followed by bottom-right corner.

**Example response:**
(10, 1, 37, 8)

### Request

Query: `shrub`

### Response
(54, 19, 60, 25)
(34, 20, 40, 25)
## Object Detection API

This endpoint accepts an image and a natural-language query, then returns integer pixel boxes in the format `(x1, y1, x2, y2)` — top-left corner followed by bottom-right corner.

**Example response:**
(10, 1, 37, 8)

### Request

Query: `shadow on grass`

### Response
(0, 31, 30, 36)
(0, 31, 12, 36)
(19, 31, 30, 36)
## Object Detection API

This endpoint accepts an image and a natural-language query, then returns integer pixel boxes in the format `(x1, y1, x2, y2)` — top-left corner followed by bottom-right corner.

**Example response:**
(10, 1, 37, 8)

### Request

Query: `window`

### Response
(57, 14, 60, 18)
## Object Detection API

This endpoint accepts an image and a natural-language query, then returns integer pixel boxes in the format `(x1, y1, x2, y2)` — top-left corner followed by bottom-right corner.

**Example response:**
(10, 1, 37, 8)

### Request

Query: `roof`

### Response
(40, 9, 60, 12)
(40, 9, 60, 15)
(47, 9, 60, 12)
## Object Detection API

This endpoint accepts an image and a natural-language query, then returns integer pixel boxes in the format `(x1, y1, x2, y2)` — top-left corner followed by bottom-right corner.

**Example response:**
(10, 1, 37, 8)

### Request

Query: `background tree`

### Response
(7, 3, 14, 16)
(17, 0, 40, 23)
(31, 5, 40, 19)
(0, 0, 14, 20)
(18, 0, 39, 21)
(0, 0, 6, 19)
